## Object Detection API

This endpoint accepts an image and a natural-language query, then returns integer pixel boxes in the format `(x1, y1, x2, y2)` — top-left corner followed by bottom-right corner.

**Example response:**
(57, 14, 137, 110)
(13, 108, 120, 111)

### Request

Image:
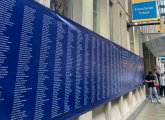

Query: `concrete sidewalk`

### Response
(135, 97, 165, 120)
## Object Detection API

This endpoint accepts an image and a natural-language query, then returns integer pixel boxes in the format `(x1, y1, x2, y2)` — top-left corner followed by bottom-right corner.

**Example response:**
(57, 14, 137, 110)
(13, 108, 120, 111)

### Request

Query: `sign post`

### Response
(132, 0, 158, 22)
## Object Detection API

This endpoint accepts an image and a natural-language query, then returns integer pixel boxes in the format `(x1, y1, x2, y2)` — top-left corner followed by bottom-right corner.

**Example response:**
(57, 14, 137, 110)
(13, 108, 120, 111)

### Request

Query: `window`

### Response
(93, 0, 99, 33)
(50, 0, 73, 19)
(50, 0, 64, 15)
(109, 0, 113, 40)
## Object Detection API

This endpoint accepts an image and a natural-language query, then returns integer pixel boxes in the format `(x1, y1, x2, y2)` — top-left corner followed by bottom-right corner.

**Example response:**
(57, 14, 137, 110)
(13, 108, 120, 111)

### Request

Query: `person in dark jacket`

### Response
(145, 71, 161, 103)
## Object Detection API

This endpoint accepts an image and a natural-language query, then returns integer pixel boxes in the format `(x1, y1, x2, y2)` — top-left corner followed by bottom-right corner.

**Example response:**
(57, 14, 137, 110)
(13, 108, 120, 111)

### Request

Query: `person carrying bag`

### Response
(145, 71, 161, 103)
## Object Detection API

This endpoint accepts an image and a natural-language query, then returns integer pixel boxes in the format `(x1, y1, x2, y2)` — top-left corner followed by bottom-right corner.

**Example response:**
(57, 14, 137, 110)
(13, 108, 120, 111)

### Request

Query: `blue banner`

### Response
(132, 1, 157, 21)
(0, 0, 144, 119)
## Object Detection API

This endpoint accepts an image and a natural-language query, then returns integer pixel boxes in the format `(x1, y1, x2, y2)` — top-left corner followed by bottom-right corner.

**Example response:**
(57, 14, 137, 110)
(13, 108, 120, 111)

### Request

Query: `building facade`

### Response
(34, 0, 154, 120)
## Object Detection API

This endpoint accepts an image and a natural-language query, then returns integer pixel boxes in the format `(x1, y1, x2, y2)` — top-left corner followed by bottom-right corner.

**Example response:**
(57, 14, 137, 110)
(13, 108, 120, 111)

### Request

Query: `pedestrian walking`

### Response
(153, 69, 160, 95)
(160, 73, 165, 97)
(145, 71, 161, 103)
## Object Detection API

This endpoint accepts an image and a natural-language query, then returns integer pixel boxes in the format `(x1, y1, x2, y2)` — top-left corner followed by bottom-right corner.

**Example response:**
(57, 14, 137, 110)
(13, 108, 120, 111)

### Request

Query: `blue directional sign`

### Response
(0, 0, 144, 119)
(160, 57, 165, 60)
(132, 1, 158, 22)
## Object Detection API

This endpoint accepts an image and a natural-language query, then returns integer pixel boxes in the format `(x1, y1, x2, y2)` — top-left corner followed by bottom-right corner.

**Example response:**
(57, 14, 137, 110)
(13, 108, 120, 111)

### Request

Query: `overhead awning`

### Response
(142, 33, 165, 57)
